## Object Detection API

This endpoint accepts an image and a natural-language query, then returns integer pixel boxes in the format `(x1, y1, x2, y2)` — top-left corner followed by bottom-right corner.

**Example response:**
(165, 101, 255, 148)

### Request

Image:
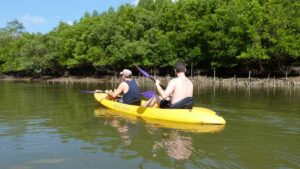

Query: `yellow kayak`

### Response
(94, 109, 225, 133)
(94, 93, 226, 125)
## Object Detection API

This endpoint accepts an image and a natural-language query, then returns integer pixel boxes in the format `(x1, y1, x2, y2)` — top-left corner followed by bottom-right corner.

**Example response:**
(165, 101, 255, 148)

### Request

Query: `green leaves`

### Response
(0, 0, 298, 75)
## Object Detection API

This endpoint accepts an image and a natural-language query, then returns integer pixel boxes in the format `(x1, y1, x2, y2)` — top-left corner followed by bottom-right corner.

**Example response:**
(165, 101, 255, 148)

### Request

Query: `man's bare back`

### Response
(169, 76, 193, 104)
(143, 60, 194, 109)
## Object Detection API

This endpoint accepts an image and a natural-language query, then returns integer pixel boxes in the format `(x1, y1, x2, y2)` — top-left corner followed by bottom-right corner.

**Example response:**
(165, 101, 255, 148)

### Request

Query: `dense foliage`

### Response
(0, 0, 299, 76)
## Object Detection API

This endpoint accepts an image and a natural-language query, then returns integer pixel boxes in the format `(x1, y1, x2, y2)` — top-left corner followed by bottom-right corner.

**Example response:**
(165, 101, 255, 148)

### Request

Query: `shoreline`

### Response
(1, 75, 300, 87)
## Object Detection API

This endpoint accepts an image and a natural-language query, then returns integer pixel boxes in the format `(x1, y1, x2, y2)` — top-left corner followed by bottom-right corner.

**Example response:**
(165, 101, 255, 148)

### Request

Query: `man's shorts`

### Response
(160, 97, 193, 109)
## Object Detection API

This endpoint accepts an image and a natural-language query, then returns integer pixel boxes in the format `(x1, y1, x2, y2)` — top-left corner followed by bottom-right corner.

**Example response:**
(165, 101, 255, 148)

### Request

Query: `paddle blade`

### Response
(142, 90, 156, 99)
(135, 65, 151, 77)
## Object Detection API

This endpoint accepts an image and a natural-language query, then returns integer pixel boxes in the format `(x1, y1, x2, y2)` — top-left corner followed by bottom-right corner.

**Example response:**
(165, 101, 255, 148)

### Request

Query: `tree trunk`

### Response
(213, 68, 216, 80)
(190, 63, 193, 77)
(248, 71, 251, 84)
(258, 59, 264, 72)
(277, 59, 283, 72)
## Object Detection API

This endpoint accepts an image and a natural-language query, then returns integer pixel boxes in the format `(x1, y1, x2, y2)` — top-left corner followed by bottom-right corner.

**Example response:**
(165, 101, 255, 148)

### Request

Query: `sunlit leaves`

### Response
(0, 0, 298, 75)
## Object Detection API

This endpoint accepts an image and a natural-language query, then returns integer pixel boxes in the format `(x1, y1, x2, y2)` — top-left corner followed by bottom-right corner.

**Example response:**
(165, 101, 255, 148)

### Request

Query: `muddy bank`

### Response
(189, 76, 300, 87)
(0, 75, 111, 84)
(1, 75, 300, 87)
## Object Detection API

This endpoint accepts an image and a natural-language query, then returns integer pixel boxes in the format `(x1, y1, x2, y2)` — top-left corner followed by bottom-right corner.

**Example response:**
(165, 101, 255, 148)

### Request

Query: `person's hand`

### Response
(105, 90, 113, 95)
(155, 79, 160, 87)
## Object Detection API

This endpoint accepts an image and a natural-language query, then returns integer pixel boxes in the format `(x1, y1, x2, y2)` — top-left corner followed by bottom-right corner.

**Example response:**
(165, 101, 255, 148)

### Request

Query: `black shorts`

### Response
(160, 97, 193, 109)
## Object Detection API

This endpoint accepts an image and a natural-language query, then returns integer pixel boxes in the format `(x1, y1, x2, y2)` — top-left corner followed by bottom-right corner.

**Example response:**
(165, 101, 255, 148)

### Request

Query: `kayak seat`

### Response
(161, 97, 194, 109)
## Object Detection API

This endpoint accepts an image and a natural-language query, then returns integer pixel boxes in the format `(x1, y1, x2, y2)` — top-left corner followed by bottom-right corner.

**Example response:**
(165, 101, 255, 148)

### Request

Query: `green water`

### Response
(0, 81, 299, 169)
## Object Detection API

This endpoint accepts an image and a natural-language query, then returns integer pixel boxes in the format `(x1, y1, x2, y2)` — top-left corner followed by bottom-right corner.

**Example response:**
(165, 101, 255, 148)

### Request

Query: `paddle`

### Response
(141, 90, 156, 99)
(135, 65, 166, 89)
(80, 90, 105, 94)
(80, 90, 156, 99)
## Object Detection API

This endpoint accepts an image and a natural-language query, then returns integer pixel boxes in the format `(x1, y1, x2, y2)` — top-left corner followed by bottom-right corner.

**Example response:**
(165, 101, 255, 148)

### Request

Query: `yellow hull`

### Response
(94, 109, 225, 133)
(94, 93, 226, 125)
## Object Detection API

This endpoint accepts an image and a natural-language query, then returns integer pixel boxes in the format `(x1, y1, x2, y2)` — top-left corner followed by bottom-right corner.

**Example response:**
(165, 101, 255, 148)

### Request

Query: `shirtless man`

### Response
(144, 60, 193, 109)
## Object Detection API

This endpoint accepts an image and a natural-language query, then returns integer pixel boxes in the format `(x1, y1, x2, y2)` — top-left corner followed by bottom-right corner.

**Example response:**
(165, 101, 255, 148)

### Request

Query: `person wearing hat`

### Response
(105, 69, 141, 105)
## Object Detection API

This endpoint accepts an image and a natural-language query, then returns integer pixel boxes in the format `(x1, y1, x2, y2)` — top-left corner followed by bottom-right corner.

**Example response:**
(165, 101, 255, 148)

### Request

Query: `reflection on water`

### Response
(0, 81, 299, 169)
(10, 158, 69, 169)
(95, 109, 197, 169)
(99, 110, 197, 155)
(104, 117, 134, 146)
(152, 131, 193, 160)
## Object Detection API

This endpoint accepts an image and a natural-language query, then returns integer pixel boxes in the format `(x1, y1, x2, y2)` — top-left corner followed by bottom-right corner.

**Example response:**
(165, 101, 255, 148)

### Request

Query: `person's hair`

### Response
(174, 60, 186, 72)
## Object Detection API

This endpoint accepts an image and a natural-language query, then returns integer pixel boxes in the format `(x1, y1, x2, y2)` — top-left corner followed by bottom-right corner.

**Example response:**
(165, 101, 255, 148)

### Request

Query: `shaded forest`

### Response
(0, 0, 299, 77)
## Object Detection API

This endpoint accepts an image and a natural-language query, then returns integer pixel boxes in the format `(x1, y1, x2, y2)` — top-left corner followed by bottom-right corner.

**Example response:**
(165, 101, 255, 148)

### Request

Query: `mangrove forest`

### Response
(0, 0, 299, 77)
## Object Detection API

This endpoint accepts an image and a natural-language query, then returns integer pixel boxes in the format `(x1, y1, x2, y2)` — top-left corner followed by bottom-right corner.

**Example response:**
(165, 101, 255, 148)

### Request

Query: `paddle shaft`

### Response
(149, 76, 166, 90)
(80, 90, 104, 94)
(135, 65, 166, 89)
(81, 90, 155, 99)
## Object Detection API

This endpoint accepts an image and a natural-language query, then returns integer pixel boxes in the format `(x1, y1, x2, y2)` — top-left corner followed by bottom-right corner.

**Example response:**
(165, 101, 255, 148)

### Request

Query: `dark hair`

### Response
(174, 60, 186, 72)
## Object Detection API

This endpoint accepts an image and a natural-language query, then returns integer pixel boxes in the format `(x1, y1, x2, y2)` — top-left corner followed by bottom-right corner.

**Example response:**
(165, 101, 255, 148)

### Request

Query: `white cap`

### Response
(120, 69, 132, 76)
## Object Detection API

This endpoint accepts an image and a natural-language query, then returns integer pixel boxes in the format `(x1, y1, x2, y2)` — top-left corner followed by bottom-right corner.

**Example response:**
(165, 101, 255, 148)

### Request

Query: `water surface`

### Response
(0, 81, 299, 169)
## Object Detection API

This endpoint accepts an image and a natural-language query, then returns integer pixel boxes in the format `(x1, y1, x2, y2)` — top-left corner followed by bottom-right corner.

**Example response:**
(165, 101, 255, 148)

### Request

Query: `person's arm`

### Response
(132, 79, 140, 87)
(107, 82, 125, 98)
(156, 79, 175, 99)
(135, 80, 139, 87)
